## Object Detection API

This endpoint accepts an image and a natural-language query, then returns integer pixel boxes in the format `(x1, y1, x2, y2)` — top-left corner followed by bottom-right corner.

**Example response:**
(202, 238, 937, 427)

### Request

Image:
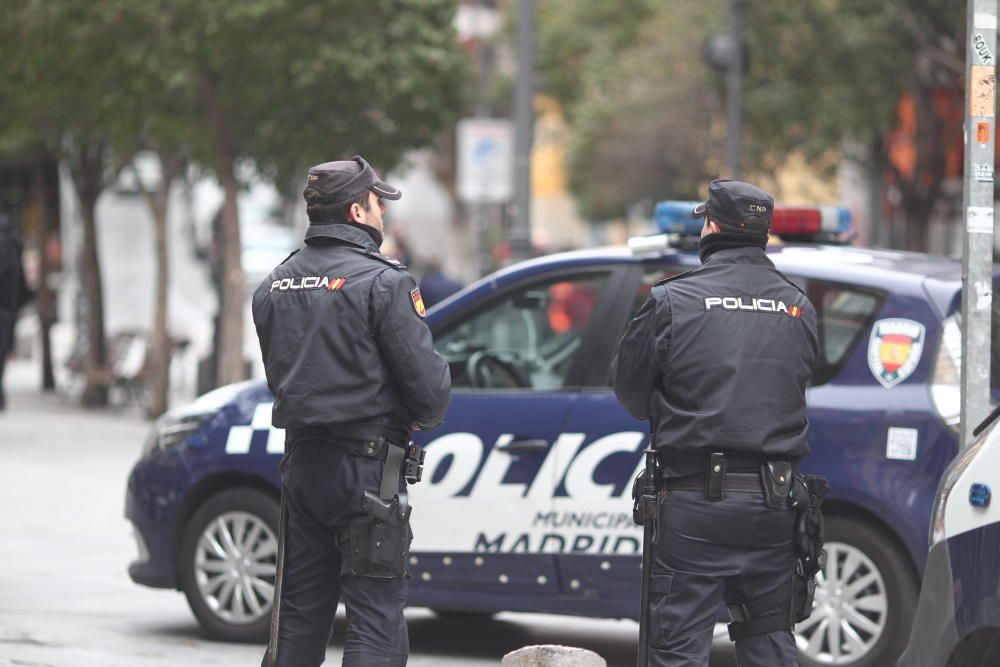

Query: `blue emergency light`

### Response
(653, 201, 705, 236)
(654, 200, 853, 239)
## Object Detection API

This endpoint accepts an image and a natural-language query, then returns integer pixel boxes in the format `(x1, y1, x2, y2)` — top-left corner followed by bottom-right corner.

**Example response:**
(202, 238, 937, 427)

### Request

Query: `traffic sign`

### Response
(457, 118, 513, 203)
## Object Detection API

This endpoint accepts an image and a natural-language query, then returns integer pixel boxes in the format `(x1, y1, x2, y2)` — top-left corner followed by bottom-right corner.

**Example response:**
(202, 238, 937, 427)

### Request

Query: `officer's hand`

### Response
(410, 422, 422, 431)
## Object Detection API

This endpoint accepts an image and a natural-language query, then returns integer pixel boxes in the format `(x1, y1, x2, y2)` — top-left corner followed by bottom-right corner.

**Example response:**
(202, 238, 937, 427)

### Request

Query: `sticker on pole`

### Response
(974, 34, 994, 65)
(970, 65, 997, 118)
(974, 162, 995, 182)
(868, 319, 925, 388)
(968, 206, 994, 234)
(977, 122, 992, 144)
(975, 12, 998, 30)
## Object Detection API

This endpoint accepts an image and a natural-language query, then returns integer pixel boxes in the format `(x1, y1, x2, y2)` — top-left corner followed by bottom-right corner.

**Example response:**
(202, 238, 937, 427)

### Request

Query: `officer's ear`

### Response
(349, 201, 364, 224)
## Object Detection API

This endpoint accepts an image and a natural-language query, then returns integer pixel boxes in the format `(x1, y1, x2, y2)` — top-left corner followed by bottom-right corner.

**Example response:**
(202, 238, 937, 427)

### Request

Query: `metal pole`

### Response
(960, 0, 997, 448)
(511, 0, 534, 262)
(726, 0, 747, 179)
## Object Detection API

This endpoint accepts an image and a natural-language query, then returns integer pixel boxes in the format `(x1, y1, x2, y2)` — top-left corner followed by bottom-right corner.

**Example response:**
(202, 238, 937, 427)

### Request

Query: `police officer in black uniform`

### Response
(252, 155, 452, 667)
(615, 180, 819, 667)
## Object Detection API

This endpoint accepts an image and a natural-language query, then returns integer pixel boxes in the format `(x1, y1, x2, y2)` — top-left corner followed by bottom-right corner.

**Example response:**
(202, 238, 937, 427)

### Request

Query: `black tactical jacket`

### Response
(252, 223, 452, 443)
(614, 245, 818, 469)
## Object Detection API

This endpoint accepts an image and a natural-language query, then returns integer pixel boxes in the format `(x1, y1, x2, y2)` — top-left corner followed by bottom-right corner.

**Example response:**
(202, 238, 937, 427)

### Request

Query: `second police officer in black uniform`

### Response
(252, 156, 452, 667)
(615, 180, 821, 667)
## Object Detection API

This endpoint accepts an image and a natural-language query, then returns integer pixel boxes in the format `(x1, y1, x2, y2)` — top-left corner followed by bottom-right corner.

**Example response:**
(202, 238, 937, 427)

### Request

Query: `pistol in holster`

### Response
(789, 473, 830, 623)
(341, 436, 426, 579)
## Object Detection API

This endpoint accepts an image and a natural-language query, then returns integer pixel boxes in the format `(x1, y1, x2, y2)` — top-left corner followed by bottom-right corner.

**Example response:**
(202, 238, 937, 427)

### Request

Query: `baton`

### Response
(636, 432, 659, 667)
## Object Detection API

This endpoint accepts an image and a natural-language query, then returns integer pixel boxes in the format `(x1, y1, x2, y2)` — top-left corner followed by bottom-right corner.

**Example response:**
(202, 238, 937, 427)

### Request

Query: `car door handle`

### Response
(496, 438, 549, 454)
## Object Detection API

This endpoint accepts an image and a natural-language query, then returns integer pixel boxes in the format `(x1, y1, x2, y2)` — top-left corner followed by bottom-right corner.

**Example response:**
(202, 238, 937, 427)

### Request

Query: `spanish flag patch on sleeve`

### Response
(410, 287, 426, 318)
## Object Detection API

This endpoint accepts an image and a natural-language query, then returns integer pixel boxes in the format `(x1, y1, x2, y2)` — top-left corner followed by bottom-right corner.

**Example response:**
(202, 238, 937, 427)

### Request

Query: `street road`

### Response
(0, 364, 737, 667)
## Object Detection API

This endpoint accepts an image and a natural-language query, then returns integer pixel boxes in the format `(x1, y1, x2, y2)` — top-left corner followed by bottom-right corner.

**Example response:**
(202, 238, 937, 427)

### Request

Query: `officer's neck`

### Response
(306, 222, 383, 250)
(698, 232, 767, 264)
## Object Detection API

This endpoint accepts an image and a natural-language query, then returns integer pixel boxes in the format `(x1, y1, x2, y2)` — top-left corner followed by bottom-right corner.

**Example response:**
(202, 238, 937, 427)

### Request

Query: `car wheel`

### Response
(796, 515, 918, 667)
(178, 488, 280, 642)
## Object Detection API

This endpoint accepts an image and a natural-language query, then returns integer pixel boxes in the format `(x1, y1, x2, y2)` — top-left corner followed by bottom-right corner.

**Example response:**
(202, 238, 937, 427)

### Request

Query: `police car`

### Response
(896, 405, 1000, 667)
(126, 203, 981, 667)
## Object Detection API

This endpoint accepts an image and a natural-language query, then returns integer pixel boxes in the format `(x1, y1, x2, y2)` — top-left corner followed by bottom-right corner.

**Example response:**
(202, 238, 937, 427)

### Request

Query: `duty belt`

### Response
(377, 442, 426, 497)
(662, 472, 764, 493)
(296, 436, 425, 489)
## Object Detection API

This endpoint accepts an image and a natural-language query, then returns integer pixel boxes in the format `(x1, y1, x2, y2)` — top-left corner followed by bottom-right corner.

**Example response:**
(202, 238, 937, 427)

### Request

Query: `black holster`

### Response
(341, 441, 415, 579)
(727, 471, 829, 639)
(790, 474, 829, 622)
(345, 492, 413, 578)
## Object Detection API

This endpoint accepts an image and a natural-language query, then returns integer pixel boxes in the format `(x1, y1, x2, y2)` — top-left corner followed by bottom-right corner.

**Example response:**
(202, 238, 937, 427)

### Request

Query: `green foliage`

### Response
(0, 0, 468, 183)
(536, 0, 964, 224)
(536, 0, 657, 112)
(744, 0, 961, 167)
(536, 0, 726, 220)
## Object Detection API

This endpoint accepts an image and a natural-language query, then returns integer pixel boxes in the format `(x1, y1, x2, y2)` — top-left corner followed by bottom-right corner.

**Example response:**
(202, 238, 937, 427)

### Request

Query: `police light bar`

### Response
(654, 200, 852, 241)
(653, 201, 704, 236)
(771, 206, 851, 237)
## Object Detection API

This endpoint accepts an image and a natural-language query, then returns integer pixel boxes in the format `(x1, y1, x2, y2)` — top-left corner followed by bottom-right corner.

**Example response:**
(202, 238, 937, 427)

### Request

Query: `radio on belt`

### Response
(404, 444, 426, 484)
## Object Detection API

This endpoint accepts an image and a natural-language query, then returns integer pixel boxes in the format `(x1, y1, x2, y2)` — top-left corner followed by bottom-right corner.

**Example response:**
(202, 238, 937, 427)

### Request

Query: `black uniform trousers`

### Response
(263, 436, 409, 667)
(647, 487, 798, 667)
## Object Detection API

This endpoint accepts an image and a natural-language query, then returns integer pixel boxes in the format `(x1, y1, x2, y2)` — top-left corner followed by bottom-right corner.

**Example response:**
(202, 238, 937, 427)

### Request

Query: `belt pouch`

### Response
(705, 452, 726, 500)
(761, 461, 793, 508)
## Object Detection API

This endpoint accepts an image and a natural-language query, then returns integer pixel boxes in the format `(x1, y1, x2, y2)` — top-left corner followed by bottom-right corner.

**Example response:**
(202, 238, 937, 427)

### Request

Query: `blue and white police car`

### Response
(897, 404, 1000, 667)
(126, 204, 986, 667)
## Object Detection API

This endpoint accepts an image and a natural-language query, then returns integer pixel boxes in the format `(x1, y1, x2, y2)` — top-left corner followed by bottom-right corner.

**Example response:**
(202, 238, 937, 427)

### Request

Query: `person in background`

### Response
(0, 214, 33, 411)
(418, 259, 463, 308)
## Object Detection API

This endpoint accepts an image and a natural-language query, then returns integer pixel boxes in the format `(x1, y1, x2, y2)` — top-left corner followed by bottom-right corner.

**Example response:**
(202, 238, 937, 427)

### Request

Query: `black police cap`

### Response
(692, 179, 773, 234)
(303, 155, 402, 205)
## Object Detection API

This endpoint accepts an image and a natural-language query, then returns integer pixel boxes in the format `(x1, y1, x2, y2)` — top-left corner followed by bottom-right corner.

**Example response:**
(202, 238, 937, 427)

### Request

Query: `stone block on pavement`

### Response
(501, 644, 606, 667)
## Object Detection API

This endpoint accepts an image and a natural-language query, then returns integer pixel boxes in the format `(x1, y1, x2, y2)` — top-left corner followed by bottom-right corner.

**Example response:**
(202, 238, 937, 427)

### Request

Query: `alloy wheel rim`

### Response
(795, 541, 887, 665)
(194, 511, 277, 625)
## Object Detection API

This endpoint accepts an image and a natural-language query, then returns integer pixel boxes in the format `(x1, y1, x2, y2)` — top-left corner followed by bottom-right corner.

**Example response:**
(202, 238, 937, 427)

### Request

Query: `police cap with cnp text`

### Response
(692, 179, 773, 234)
(303, 155, 402, 205)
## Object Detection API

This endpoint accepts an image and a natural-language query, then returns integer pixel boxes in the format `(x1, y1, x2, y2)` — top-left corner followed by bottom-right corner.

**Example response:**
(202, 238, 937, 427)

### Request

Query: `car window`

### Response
(628, 269, 679, 319)
(436, 273, 609, 391)
(811, 282, 883, 385)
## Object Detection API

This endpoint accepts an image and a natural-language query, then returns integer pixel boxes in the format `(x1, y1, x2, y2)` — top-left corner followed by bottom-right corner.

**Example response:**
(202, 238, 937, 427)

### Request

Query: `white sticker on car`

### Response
(886, 427, 918, 461)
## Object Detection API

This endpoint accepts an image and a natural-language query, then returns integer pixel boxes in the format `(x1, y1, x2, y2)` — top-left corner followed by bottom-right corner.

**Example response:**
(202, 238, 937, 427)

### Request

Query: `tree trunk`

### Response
(31, 161, 57, 391)
(136, 155, 182, 419)
(216, 163, 245, 386)
(198, 71, 246, 387)
(70, 145, 109, 407)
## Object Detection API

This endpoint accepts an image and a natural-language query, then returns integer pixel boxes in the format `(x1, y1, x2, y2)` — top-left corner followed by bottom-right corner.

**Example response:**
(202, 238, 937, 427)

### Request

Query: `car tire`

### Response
(796, 515, 919, 667)
(178, 487, 280, 643)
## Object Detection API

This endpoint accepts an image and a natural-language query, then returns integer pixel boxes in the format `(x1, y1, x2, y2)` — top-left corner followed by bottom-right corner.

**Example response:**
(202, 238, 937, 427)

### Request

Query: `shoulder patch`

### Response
(410, 287, 427, 318)
(279, 249, 300, 265)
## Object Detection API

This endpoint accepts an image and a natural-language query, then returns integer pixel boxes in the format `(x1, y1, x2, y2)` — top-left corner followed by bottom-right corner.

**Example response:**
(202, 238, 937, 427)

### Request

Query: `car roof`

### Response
(427, 241, 968, 321)
(481, 241, 963, 284)
(766, 244, 961, 281)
